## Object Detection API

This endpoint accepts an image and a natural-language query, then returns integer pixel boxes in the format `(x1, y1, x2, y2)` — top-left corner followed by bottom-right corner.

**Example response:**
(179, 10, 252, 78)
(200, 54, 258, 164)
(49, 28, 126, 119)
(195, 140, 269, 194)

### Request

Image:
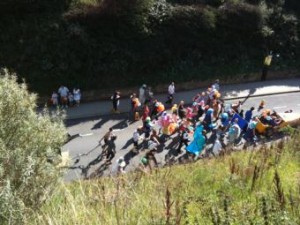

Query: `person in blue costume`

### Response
(186, 124, 206, 159)
(203, 108, 216, 132)
(244, 117, 258, 143)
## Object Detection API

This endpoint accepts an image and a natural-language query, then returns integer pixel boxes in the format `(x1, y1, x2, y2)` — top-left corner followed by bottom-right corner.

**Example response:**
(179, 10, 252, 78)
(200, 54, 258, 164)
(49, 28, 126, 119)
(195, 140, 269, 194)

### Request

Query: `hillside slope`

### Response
(31, 132, 300, 224)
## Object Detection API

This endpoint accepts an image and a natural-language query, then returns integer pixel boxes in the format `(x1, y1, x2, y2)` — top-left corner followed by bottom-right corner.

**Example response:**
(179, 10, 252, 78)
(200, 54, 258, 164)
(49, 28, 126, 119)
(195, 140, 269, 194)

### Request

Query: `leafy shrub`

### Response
(0, 69, 67, 223)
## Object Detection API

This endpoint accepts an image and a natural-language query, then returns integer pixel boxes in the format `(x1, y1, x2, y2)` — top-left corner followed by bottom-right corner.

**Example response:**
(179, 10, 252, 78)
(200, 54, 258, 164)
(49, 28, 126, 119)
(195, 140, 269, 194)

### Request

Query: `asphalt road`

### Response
(62, 92, 300, 182)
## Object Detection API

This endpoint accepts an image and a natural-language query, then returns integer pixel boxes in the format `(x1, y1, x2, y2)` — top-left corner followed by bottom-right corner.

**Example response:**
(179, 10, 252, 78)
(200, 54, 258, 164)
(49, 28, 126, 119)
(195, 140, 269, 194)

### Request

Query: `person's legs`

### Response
(106, 149, 115, 161)
(177, 141, 183, 153)
(113, 101, 118, 111)
(261, 66, 268, 81)
(183, 140, 189, 147)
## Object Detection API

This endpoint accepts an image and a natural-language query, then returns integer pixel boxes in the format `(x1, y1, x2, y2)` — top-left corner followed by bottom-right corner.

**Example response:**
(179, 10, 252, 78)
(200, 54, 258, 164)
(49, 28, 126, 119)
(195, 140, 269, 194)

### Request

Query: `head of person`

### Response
(250, 107, 255, 111)
(109, 127, 113, 132)
(215, 79, 219, 83)
(142, 84, 147, 88)
(171, 82, 174, 86)
(111, 135, 117, 141)
(141, 157, 148, 165)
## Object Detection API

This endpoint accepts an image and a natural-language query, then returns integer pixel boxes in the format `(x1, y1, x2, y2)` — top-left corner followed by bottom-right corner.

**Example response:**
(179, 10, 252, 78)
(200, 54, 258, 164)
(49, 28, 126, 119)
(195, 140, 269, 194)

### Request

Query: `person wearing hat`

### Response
(143, 117, 153, 139)
(228, 118, 241, 147)
(139, 150, 158, 172)
(117, 157, 126, 174)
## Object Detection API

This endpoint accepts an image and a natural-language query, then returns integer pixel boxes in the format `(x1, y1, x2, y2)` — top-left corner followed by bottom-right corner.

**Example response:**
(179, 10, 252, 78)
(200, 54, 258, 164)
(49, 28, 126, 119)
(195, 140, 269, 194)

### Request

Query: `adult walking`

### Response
(58, 85, 69, 108)
(106, 135, 117, 163)
(139, 84, 147, 105)
(111, 91, 120, 113)
(245, 107, 255, 122)
(177, 129, 189, 154)
(261, 52, 273, 81)
(165, 82, 175, 105)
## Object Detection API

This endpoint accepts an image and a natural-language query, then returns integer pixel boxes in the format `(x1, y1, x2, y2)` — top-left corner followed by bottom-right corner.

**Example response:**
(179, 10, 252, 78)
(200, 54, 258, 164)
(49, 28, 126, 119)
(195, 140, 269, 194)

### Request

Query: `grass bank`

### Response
(30, 132, 300, 224)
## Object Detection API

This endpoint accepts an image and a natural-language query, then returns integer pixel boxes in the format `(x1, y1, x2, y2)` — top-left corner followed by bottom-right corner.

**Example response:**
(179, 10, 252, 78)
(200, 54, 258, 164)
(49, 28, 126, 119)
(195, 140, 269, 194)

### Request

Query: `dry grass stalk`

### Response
(175, 199, 182, 225)
(273, 170, 286, 209)
(261, 197, 269, 225)
(251, 165, 260, 192)
(229, 158, 239, 176)
(165, 187, 174, 225)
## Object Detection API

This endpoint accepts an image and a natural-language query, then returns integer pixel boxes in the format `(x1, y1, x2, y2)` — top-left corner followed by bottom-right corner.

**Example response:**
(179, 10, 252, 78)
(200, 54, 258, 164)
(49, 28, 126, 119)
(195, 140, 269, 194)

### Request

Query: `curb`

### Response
(223, 90, 300, 101)
(65, 90, 300, 120)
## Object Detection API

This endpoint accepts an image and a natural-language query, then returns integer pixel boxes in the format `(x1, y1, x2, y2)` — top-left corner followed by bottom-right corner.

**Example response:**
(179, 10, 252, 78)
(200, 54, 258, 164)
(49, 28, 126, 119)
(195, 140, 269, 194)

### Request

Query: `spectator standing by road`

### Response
(261, 52, 273, 81)
(51, 91, 59, 107)
(165, 82, 175, 105)
(111, 91, 120, 113)
(139, 84, 147, 105)
(58, 85, 69, 108)
(212, 79, 220, 91)
(73, 88, 81, 106)
(145, 86, 154, 105)
(68, 92, 74, 107)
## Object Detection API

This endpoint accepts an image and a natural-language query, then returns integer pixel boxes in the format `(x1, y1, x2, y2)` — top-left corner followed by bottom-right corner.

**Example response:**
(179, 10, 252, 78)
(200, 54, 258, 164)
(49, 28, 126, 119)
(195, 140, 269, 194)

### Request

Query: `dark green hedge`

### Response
(0, 0, 299, 95)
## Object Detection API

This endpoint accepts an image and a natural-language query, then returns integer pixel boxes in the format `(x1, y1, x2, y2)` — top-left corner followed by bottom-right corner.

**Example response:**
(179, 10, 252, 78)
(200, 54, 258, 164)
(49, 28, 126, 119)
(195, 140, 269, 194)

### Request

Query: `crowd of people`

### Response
(50, 85, 81, 108)
(97, 79, 285, 175)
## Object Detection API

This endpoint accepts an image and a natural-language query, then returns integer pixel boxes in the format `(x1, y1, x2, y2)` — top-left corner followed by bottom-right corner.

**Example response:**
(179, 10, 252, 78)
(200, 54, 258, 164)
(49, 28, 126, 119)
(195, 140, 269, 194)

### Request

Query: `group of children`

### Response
(50, 85, 81, 108)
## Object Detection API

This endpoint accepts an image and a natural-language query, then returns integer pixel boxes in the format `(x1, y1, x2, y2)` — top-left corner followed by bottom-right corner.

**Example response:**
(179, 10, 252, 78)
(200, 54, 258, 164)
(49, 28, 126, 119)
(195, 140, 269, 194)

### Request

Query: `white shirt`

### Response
(133, 131, 139, 142)
(58, 86, 69, 97)
(213, 83, 220, 91)
(73, 89, 81, 101)
(168, 84, 175, 95)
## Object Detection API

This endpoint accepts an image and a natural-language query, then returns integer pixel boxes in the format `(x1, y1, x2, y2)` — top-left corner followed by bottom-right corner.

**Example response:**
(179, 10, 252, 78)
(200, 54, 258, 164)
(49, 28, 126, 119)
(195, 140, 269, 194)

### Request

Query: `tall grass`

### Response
(30, 133, 300, 224)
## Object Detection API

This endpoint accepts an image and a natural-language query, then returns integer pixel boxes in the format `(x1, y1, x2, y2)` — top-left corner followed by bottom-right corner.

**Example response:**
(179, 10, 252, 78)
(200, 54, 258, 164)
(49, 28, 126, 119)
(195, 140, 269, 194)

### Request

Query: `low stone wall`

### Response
(37, 70, 299, 105)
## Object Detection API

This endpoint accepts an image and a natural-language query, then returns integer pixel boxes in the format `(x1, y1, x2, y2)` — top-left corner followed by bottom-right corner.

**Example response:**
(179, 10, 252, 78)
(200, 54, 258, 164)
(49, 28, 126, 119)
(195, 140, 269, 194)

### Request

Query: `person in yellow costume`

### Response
(261, 52, 273, 81)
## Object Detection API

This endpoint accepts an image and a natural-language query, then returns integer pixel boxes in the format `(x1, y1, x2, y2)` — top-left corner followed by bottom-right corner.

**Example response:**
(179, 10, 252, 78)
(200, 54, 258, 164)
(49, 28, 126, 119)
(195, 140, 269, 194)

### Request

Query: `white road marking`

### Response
(273, 106, 287, 109)
(79, 133, 94, 137)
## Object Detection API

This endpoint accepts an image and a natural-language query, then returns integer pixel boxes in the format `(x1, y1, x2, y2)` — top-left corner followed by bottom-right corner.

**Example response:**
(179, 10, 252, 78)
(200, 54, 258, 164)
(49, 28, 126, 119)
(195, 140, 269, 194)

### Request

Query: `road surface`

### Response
(62, 92, 300, 182)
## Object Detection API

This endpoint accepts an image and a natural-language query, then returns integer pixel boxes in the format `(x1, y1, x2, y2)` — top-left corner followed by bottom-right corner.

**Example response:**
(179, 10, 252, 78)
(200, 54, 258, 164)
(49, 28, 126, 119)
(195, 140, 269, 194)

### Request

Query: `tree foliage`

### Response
(0, 69, 67, 224)
(0, 0, 299, 94)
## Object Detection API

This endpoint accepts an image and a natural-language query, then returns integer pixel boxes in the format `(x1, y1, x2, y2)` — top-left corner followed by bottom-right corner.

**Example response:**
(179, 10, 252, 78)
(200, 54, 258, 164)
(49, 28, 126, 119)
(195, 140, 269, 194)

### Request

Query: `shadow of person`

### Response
(124, 149, 138, 165)
(121, 138, 134, 150)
